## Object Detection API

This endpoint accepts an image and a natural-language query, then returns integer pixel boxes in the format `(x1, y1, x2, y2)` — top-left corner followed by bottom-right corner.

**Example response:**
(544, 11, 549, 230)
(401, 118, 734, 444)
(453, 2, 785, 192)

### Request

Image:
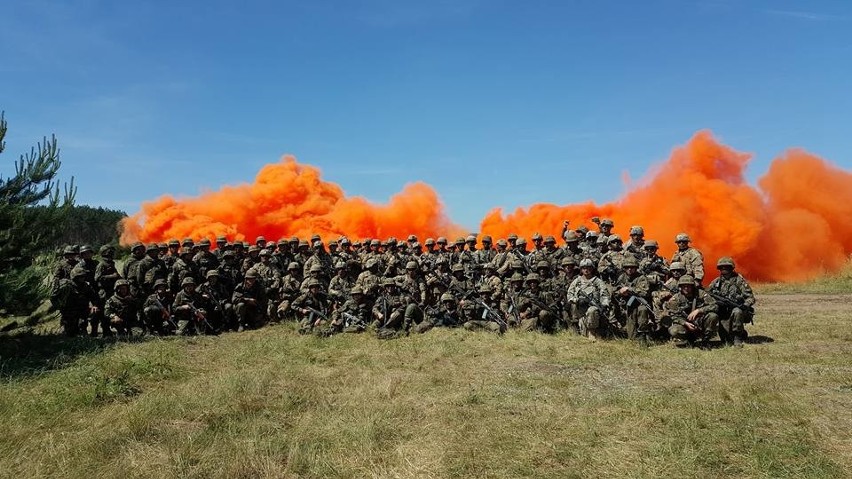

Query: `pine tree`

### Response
(0, 111, 76, 314)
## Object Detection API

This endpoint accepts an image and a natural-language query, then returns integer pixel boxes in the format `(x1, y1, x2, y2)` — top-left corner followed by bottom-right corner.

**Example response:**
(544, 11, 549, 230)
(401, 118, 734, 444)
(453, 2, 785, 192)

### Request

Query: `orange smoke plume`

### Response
(120, 157, 463, 245)
(480, 130, 852, 282)
(122, 131, 852, 282)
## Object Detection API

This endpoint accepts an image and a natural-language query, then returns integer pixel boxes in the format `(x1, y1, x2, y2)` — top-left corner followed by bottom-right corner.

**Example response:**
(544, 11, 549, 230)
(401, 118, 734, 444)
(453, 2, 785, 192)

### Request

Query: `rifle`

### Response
(185, 300, 216, 334)
(153, 296, 178, 331)
(626, 294, 658, 320)
(470, 296, 508, 330)
(708, 292, 755, 320)
(340, 311, 366, 328)
(304, 305, 330, 327)
(507, 292, 521, 325)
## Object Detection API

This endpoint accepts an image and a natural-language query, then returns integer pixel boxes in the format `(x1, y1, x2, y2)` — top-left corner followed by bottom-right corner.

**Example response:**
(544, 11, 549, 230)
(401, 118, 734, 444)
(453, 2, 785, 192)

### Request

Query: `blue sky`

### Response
(1, 0, 850, 228)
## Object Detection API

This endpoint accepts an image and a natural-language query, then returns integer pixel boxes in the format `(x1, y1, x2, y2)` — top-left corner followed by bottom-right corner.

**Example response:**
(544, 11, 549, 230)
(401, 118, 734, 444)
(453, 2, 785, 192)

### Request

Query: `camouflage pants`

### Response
(235, 302, 264, 329)
(520, 311, 556, 333)
(668, 313, 719, 343)
(718, 307, 748, 339)
(59, 309, 87, 337)
(143, 306, 174, 335)
(625, 305, 651, 340)
(572, 304, 604, 337)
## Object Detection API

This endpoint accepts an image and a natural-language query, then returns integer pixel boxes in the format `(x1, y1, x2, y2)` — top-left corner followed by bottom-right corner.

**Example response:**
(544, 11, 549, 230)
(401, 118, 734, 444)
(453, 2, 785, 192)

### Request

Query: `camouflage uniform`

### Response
(707, 257, 755, 346)
(671, 233, 704, 285)
(663, 275, 718, 348)
(566, 260, 611, 339)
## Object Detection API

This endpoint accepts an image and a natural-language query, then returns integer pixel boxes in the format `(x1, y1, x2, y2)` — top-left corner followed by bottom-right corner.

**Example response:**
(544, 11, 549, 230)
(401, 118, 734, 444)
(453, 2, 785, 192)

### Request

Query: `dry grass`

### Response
(1, 291, 851, 478)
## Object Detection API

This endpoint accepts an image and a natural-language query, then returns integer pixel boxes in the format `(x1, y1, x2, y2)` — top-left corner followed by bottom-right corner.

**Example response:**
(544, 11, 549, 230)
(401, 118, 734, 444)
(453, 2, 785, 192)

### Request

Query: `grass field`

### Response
(1, 289, 851, 478)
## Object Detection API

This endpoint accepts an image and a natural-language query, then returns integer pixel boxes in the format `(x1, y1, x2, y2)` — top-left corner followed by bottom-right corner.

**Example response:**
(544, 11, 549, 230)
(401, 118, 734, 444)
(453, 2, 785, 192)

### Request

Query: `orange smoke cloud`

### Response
(122, 131, 852, 282)
(480, 130, 852, 282)
(120, 157, 463, 245)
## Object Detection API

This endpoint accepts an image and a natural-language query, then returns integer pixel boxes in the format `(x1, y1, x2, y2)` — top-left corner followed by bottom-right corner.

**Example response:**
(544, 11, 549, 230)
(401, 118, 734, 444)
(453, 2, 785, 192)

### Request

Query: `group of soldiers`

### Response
(49, 218, 757, 348)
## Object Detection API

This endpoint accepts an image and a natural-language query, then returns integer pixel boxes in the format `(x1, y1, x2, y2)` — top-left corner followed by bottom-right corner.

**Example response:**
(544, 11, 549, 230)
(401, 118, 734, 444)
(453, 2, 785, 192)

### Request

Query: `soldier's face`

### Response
(679, 284, 694, 296)
(625, 266, 638, 276)
(117, 286, 129, 297)
(676, 241, 688, 250)
(245, 278, 256, 287)
(581, 266, 593, 277)
(719, 266, 734, 277)
(644, 248, 656, 256)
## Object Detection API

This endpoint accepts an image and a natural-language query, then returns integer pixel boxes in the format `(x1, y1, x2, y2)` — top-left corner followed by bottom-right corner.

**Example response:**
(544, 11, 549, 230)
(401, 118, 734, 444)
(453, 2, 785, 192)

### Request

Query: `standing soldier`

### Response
(397, 261, 427, 307)
(638, 240, 669, 287)
(707, 257, 755, 348)
(671, 233, 704, 286)
(164, 239, 181, 270)
(94, 245, 121, 337)
(567, 259, 611, 340)
(664, 275, 718, 349)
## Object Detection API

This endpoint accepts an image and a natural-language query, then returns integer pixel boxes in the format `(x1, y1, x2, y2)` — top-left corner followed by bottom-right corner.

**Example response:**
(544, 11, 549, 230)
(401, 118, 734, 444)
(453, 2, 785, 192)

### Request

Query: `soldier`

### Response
(448, 264, 475, 301)
(664, 275, 718, 349)
(372, 279, 420, 338)
(292, 278, 330, 335)
(476, 235, 495, 266)
(671, 233, 704, 286)
(492, 239, 512, 277)
(397, 261, 427, 306)
(241, 245, 261, 275)
(250, 249, 282, 318)
(142, 279, 175, 335)
(383, 238, 405, 278)
(624, 226, 645, 261)
(551, 256, 578, 330)
(435, 237, 449, 256)
(168, 247, 199, 295)
(479, 263, 504, 302)
(193, 238, 220, 278)
(598, 235, 626, 285)
(104, 279, 137, 336)
(462, 284, 506, 334)
(638, 240, 668, 286)
(164, 239, 181, 269)
(198, 269, 232, 332)
(707, 257, 755, 348)
(217, 250, 242, 292)
(213, 236, 228, 261)
(501, 272, 526, 328)
(232, 270, 268, 330)
(419, 292, 463, 333)
(354, 258, 382, 302)
(328, 287, 371, 334)
(94, 245, 120, 337)
(614, 256, 653, 343)
(517, 273, 557, 333)
(51, 245, 79, 303)
(304, 240, 333, 278)
(55, 267, 99, 337)
(137, 243, 168, 297)
(567, 259, 611, 340)
(255, 235, 267, 249)
(328, 261, 354, 308)
(172, 277, 214, 335)
(596, 217, 615, 240)
(276, 262, 303, 322)
(506, 233, 518, 250)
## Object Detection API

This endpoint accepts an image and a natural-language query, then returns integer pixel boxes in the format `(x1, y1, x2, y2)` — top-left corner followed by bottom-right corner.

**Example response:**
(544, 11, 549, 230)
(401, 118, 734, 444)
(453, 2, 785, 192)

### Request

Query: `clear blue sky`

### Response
(2, 0, 850, 229)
